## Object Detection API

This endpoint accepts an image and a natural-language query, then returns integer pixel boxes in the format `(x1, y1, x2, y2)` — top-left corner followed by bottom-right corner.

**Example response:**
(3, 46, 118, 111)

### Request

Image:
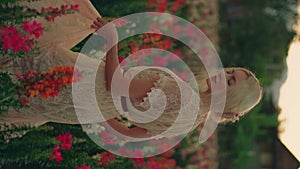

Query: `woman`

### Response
(0, 0, 262, 140)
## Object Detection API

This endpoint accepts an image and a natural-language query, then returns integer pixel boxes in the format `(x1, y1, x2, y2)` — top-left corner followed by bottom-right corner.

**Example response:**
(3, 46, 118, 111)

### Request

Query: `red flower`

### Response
(156, 0, 168, 12)
(20, 96, 29, 106)
(96, 152, 116, 167)
(132, 157, 144, 164)
(61, 4, 69, 14)
(146, 159, 160, 169)
(147, 0, 156, 8)
(154, 39, 173, 50)
(24, 70, 37, 79)
(75, 164, 90, 169)
(18, 66, 82, 100)
(0, 26, 17, 37)
(49, 145, 63, 163)
(118, 56, 126, 63)
(0, 25, 35, 52)
(22, 20, 43, 39)
(171, 0, 187, 13)
(143, 30, 162, 43)
(100, 130, 117, 146)
(162, 150, 174, 158)
(70, 4, 79, 11)
(41, 4, 79, 22)
(57, 133, 72, 150)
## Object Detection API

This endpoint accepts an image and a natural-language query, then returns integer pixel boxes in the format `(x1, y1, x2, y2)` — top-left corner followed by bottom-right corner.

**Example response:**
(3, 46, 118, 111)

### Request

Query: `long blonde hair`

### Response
(193, 67, 263, 127)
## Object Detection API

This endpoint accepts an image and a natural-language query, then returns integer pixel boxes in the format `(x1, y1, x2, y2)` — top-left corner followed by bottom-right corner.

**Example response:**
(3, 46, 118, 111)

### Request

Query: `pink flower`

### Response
(153, 55, 168, 66)
(118, 147, 128, 156)
(41, 4, 79, 22)
(132, 157, 144, 164)
(114, 18, 127, 27)
(0, 26, 17, 37)
(70, 4, 79, 11)
(168, 53, 180, 61)
(0, 26, 35, 52)
(100, 130, 117, 146)
(156, 0, 168, 12)
(49, 145, 63, 163)
(75, 164, 90, 169)
(22, 20, 43, 39)
(130, 149, 143, 158)
(146, 159, 160, 169)
(57, 133, 72, 150)
(96, 152, 116, 167)
(171, 0, 187, 13)
(61, 4, 69, 14)
(187, 25, 196, 37)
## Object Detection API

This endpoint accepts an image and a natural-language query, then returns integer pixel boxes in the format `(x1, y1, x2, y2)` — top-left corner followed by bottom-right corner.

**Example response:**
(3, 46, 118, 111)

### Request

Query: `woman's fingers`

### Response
(91, 17, 107, 30)
(90, 24, 98, 29)
(97, 17, 107, 24)
(93, 21, 102, 28)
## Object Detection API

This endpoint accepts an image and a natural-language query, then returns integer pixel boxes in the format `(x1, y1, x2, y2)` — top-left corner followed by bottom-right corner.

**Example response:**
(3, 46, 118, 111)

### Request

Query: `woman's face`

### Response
(224, 68, 249, 88)
(206, 68, 249, 91)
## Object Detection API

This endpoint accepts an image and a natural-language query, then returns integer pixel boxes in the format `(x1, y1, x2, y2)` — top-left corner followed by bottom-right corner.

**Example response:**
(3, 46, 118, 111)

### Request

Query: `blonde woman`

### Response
(90, 16, 263, 139)
(0, 0, 262, 140)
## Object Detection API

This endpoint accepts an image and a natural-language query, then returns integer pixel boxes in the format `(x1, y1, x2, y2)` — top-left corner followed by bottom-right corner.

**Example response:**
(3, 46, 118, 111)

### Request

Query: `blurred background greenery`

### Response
(217, 0, 297, 169)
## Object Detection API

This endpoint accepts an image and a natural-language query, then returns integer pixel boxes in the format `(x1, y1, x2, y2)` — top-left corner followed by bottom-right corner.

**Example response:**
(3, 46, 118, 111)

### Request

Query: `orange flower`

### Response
(24, 70, 36, 79)
(154, 39, 173, 50)
(27, 89, 39, 98)
(18, 66, 81, 101)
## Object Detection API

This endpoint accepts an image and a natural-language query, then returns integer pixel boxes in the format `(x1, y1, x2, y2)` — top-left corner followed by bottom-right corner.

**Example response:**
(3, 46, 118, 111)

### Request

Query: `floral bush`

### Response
(0, 1, 81, 114)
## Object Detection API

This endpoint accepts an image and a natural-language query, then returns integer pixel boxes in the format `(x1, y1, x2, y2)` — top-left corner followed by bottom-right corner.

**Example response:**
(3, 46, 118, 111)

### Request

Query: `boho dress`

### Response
(0, 0, 203, 138)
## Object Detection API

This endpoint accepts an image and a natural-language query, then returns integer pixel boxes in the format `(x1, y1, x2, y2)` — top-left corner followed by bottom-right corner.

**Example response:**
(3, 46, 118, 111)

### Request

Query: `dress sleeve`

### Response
(20, 0, 100, 49)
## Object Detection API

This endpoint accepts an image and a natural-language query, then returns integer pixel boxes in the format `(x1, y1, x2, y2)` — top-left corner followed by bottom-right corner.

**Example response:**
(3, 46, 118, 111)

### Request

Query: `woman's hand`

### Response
(128, 127, 151, 138)
(91, 17, 108, 30)
(91, 17, 118, 44)
(106, 119, 150, 139)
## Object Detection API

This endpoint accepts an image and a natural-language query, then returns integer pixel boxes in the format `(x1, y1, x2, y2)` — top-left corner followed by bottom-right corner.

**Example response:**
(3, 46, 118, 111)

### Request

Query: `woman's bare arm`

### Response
(91, 17, 156, 99)
(106, 119, 150, 138)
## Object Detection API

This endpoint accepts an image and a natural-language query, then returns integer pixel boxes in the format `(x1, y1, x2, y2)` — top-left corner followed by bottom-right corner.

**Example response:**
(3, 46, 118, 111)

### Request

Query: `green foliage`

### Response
(90, 0, 147, 17)
(218, 101, 279, 169)
(0, 0, 41, 25)
(218, 0, 296, 86)
(218, 1, 295, 168)
(0, 123, 135, 169)
(0, 72, 27, 115)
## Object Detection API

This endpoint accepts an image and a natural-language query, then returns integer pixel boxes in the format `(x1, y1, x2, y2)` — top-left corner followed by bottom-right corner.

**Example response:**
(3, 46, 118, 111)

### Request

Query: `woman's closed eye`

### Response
(226, 69, 235, 86)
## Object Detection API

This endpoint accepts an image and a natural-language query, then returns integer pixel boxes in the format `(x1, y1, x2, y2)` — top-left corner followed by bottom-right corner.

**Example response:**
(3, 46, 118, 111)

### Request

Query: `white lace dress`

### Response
(0, 0, 204, 137)
(122, 67, 202, 137)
